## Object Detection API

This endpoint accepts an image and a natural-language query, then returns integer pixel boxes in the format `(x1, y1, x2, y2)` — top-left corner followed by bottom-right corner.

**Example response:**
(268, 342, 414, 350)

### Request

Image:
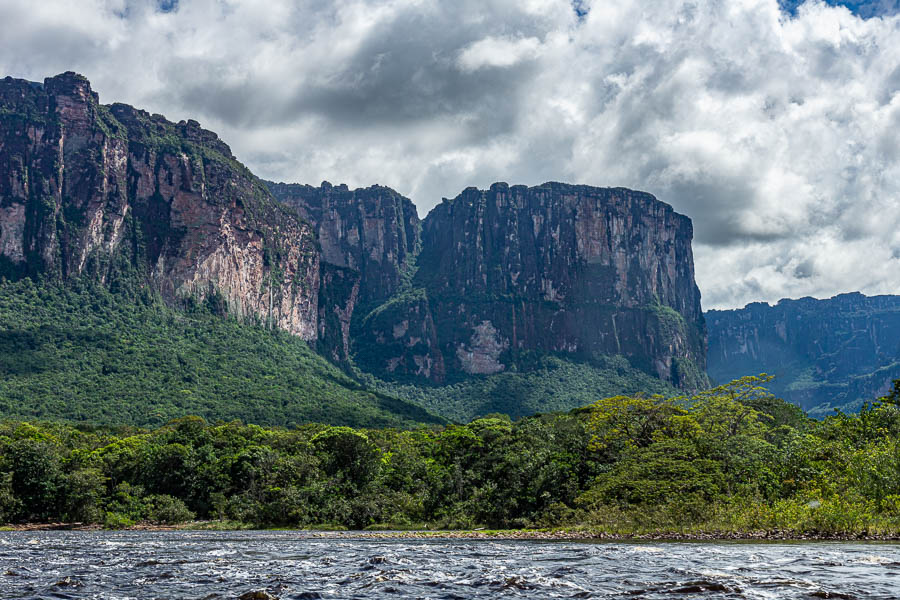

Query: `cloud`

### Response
(1, 0, 900, 309)
(457, 35, 543, 71)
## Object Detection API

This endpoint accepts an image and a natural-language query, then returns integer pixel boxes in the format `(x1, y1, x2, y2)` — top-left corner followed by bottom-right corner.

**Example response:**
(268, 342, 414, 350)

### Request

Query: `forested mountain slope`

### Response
(0, 279, 442, 427)
(0, 72, 709, 425)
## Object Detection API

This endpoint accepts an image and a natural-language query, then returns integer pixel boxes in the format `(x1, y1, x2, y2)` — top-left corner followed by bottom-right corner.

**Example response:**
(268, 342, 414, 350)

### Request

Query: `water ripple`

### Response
(0, 532, 898, 599)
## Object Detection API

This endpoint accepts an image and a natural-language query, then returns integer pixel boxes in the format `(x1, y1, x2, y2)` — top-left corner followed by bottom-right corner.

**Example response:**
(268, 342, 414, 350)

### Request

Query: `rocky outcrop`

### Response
(316, 262, 360, 361)
(353, 289, 446, 380)
(0, 73, 319, 339)
(1, 73, 710, 399)
(359, 182, 708, 388)
(266, 181, 420, 361)
(266, 181, 419, 307)
(707, 293, 900, 412)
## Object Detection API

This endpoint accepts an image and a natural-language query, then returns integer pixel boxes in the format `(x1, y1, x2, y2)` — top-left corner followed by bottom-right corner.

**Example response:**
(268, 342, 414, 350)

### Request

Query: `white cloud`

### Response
(457, 35, 543, 71)
(2, 0, 900, 309)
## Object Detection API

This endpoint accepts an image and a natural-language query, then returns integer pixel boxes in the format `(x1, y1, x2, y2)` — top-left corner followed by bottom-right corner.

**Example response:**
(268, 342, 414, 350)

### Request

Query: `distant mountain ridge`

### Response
(706, 292, 900, 415)
(0, 71, 709, 425)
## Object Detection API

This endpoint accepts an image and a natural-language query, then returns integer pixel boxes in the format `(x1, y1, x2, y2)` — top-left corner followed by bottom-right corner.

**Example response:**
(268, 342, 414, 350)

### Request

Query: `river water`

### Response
(0, 531, 897, 599)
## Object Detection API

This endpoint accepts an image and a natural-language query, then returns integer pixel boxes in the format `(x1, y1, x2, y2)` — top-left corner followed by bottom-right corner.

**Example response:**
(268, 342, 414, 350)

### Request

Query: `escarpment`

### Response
(266, 181, 419, 360)
(266, 181, 419, 308)
(274, 179, 709, 390)
(707, 293, 900, 413)
(1, 72, 709, 404)
(0, 72, 319, 338)
(364, 182, 708, 388)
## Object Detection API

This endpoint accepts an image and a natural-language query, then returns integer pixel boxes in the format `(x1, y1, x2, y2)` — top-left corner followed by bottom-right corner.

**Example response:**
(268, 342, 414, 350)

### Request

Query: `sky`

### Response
(1, 0, 899, 309)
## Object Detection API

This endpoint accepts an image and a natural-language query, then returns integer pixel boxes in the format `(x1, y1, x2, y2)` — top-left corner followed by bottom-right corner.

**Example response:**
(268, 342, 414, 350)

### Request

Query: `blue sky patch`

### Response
(780, 0, 900, 18)
(572, 0, 589, 20)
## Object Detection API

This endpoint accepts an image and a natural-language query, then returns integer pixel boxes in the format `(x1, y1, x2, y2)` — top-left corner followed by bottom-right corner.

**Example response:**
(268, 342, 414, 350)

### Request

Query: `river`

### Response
(0, 531, 897, 598)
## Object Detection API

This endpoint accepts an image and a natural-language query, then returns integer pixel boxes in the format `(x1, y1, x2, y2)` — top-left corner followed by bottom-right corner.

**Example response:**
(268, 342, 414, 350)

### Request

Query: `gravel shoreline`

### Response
(3, 522, 900, 541)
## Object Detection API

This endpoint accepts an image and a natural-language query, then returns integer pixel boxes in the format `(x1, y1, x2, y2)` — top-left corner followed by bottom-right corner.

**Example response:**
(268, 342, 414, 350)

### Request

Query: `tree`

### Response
(3, 439, 64, 521)
(586, 394, 685, 456)
(311, 426, 380, 491)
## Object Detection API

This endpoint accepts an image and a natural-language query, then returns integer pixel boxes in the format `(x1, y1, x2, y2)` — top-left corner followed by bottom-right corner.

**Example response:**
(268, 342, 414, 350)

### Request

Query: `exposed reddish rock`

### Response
(272, 178, 708, 389)
(266, 180, 420, 360)
(409, 183, 707, 388)
(266, 181, 418, 308)
(1, 72, 709, 396)
(0, 73, 319, 339)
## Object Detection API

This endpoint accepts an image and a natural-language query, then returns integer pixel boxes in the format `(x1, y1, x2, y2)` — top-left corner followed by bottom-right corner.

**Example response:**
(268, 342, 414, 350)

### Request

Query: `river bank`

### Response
(3, 521, 900, 541)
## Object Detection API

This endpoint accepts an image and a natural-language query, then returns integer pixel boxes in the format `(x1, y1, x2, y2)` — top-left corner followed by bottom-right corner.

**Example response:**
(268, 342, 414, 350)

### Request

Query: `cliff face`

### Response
(1, 72, 709, 400)
(358, 182, 708, 388)
(0, 73, 319, 339)
(266, 181, 420, 360)
(706, 293, 900, 412)
(266, 182, 418, 306)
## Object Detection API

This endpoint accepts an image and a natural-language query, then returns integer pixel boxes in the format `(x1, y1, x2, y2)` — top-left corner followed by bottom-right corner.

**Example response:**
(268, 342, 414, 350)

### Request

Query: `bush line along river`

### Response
(6, 376, 900, 536)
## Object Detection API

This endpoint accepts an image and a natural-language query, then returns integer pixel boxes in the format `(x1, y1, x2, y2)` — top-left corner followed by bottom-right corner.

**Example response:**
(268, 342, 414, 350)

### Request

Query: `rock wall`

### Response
(359, 182, 708, 388)
(1, 73, 710, 396)
(354, 289, 446, 380)
(0, 73, 319, 339)
(316, 262, 360, 362)
(707, 293, 900, 412)
(266, 181, 421, 361)
(266, 181, 419, 308)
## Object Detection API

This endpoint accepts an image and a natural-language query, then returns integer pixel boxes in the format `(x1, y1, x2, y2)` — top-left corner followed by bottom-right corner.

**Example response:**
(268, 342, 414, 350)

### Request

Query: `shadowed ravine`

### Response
(1, 531, 898, 599)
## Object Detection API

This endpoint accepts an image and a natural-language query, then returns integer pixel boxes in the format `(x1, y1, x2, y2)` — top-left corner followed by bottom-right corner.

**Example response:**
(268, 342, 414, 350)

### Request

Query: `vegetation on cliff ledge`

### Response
(3, 374, 900, 537)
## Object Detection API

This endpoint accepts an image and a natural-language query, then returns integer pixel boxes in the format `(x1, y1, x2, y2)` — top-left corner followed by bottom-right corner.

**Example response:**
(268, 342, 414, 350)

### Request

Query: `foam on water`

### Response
(0, 532, 897, 599)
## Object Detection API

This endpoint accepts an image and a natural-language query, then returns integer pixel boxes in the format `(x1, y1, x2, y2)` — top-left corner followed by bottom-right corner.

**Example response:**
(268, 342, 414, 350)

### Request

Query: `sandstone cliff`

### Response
(356, 182, 708, 388)
(707, 293, 900, 413)
(266, 181, 418, 306)
(265, 181, 419, 360)
(1, 72, 710, 403)
(0, 73, 319, 338)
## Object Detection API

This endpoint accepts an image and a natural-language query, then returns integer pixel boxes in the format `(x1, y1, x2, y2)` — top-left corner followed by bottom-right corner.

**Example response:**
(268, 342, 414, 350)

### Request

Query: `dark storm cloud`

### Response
(794, 259, 816, 279)
(664, 179, 781, 247)
(283, 47, 536, 138)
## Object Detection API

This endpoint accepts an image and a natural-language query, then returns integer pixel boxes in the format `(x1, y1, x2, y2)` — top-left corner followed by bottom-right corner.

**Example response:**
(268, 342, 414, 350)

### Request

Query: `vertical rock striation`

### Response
(1, 72, 710, 402)
(266, 182, 419, 306)
(707, 293, 900, 412)
(356, 182, 708, 388)
(0, 73, 319, 339)
(266, 181, 420, 359)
